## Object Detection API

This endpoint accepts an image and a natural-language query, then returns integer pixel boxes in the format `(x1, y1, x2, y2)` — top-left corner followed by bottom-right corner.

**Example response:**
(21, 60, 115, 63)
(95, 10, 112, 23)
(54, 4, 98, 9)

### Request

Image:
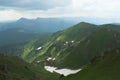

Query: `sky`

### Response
(0, 0, 120, 22)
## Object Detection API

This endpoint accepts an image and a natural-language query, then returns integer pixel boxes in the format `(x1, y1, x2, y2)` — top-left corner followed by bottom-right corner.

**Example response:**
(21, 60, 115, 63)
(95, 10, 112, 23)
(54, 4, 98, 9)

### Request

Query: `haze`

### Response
(0, 0, 120, 23)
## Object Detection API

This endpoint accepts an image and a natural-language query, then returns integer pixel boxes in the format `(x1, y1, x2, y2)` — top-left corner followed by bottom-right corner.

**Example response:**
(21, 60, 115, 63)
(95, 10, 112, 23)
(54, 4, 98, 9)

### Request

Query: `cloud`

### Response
(0, 0, 120, 22)
(70, 0, 120, 18)
(0, 0, 70, 10)
(0, 9, 22, 21)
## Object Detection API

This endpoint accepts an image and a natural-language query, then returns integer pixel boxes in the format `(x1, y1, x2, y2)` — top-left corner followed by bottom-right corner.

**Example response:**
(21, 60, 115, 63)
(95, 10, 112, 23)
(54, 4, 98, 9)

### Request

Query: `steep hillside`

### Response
(33, 22, 120, 69)
(0, 35, 52, 62)
(54, 22, 97, 41)
(54, 26, 120, 69)
(63, 46, 120, 80)
(33, 22, 98, 67)
(2, 22, 120, 70)
(1, 22, 120, 80)
(0, 54, 59, 80)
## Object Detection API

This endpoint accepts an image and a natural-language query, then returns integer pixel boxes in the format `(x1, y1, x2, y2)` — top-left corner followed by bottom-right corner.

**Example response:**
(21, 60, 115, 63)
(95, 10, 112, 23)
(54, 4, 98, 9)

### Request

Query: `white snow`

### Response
(44, 66, 81, 76)
(71, 40, 74, 43)
(66, 41, 68, 44)
(44, 66, 57, 73)
(47, 57, 52, 61)
(55, 69, 81, 76)
(47, 57, 56, 61)
(77, 41, 81, 43)
(36, 47, 42, 50)
(36, 61, 41, 63)
(64, 41, 69, 45)
(52, 58, 56, 61)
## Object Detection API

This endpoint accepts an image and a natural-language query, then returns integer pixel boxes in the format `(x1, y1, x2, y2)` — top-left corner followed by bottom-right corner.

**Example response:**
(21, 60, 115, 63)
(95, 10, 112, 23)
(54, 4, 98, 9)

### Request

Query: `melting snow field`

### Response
(44, 66, 81, 76)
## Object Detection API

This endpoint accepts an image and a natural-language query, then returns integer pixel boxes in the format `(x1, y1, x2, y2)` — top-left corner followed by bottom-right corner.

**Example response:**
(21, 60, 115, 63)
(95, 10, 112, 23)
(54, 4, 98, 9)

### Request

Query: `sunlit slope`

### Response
(34, 22, 120, 69)
(33, 22, 97, 67)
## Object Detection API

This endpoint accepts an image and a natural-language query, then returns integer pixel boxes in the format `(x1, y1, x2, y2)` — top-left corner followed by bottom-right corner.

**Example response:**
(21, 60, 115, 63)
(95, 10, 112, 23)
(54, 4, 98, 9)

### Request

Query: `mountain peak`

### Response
(80, 21, 88, 24)
(18, 17, 28, 21)
(17, 17, 34, 23)
(74, 22, 96, 28)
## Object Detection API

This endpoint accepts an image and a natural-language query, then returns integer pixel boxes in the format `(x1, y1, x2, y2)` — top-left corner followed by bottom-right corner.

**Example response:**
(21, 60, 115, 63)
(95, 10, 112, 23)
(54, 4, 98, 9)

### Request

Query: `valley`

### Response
(1, 21, 120, 80)
(0, 0, 120, 79)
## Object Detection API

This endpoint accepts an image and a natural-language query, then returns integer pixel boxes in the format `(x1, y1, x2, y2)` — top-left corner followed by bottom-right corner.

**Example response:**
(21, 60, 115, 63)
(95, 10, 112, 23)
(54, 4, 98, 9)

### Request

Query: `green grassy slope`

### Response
(32, 22, 98, 66)
(0, 35, 52, 62)
(1, 22, 120, 80)
(2, 22, 120, 70)
(55, 22, 97, 41)
(0, 54, 59, 80)
(33, 22, 120, 69)
(63, 46, 120, 80)
(55, 26, 120, 69)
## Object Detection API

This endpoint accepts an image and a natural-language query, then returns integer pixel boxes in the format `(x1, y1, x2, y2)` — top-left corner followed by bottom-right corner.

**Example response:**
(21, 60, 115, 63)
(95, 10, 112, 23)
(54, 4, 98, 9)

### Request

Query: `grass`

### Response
(63, 46, 120, 80)
(0, 54, 60, 80)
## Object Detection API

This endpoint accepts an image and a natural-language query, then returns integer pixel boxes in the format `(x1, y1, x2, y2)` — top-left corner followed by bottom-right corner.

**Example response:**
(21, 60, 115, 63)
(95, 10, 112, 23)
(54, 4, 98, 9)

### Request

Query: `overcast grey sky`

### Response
(0, 0, 120, 22)
(0, 0, 71, 10)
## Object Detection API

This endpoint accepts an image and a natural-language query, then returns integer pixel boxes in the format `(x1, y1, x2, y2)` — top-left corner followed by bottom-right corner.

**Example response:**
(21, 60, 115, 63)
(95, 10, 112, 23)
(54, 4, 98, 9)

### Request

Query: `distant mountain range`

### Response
(0, 27, 51, 47)
(0, 18, 78, 46)
(0, 18, 78, 32)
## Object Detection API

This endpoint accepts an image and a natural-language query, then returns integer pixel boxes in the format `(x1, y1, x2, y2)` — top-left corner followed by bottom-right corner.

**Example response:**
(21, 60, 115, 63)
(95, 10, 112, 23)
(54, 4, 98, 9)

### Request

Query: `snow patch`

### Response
(36, 47, 42, 50)
(71, 40, 74, 43)
(47, 57, 52, 61)
(44, 66, 81, 76)
(66, 41, 68, 44)
(55, 68, 81, 76)
(36, 61, 41, 63)
(64, 41, 69, 45)
(52, 58, 56, 61)
(44, 66, 57, 73)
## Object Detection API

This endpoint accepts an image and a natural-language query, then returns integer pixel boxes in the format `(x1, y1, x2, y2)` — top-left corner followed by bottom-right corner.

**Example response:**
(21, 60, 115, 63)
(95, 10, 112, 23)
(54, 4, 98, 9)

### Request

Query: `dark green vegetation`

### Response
(1, 22, 120, 80)
(63, 46, 120, 80)
(0, 35, 52, 62)
(2, 22, 120, 69)
(0, 28, 50, 46)
(32, 22, 120, 69)
(0, 54, 59, 80)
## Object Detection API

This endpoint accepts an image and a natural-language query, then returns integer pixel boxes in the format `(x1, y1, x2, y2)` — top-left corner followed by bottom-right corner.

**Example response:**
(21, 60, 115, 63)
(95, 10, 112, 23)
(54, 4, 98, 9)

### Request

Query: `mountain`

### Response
(0, 54, 59, 80)
(0, 22, 93, 60)
(0, 35, 52, 59)
(2, 22, 120, 69)
(0, 28, 51, 46)
(1, 22, 120, 80)
(0, 17, 77, 46)
(30, 22, 120, 69)
(0, 23, 5, 30)
(63, 46, 120, 80)
(1, 22, 120, 68)
(0, 18, 77, 33)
